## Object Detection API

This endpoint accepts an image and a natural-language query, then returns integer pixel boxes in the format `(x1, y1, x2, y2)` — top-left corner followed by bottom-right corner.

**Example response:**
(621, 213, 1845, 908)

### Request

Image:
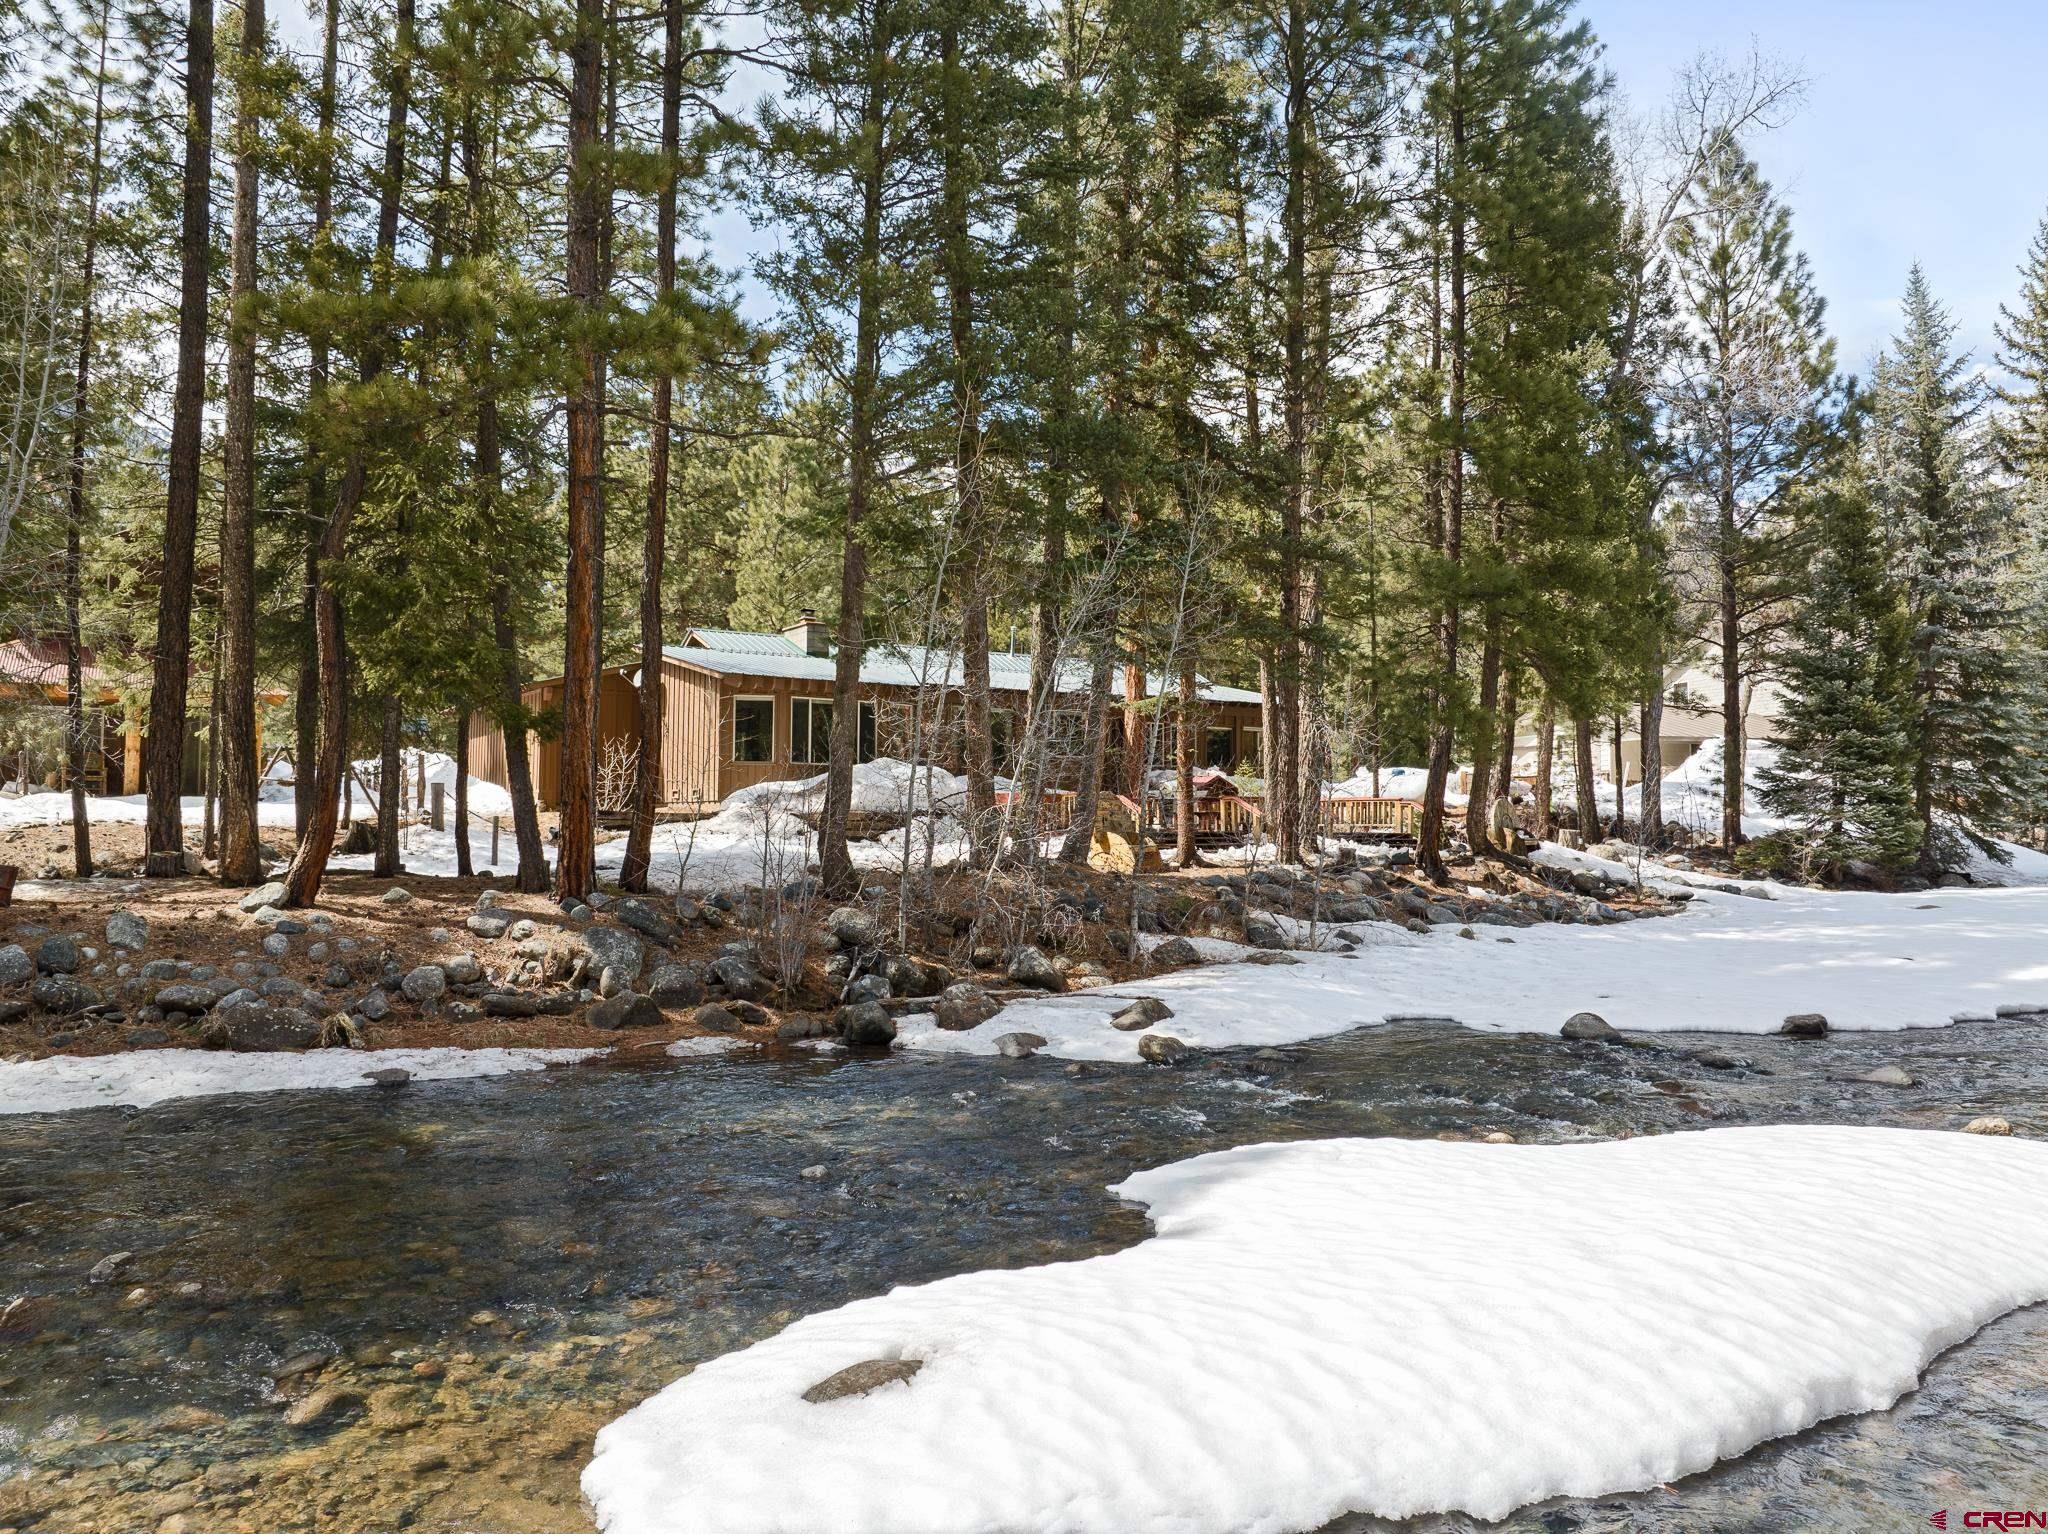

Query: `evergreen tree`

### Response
(1757, 465, 1920, 872)
(1873, 266, 2032, 869)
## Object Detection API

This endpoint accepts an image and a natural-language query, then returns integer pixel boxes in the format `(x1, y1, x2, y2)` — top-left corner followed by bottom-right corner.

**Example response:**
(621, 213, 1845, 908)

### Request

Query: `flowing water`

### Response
(3, 1019, 2046, 1533)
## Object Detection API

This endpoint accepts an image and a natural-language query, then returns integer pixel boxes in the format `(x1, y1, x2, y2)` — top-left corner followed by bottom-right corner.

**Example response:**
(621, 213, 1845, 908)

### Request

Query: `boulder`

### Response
(1241, 913, 1288, 950)
(1855, 1065, 1915, 1087)
(883, 954, 942, 998)
(824, 906, 880, 949)
(1560, 1012, 1619, 1043)
(380, 887, 413, 906)
(801, 1358, 921, 1404)
(835, 1001, 897, 1046)
(693, 1003, 742, 1034)
(105, 911, 149, 953)
(646, 963, 706, 1007)
(0, 944, 34, 987)
(35, 936, 80, 975)
(262, 934, 291, 958)
(154, 982, 221, 1016)
(355, 989, 392, 1023)
(933, 982, 1001, 1032)
(482, 992, 542, 1018)
(202, 1003, 322, 1052)
(1109, 996, 1173, 1032)
(444, 953, 483, 985)
(32, 975, 96, 1016)
(611, 898, 678, 945)
(400, 966, 447, 1005)
(844, 973, 892, 1005)
(1006, 945, 1064, 991)
(1148, 937, 1202, 969)
(366, 1067, 411, 1088)
(238, 882, 289, 913)
(724, 1000, 772, 1027)
(1138, 1033, 1192, 1066)
(710, 955, 772, 1003)
(548, 926, 647, 987)
(466, 913, 511, 940)
(1780, 1013, 1829, 1039)
(589, 993, 662, 1030)
(1964, 1115, 2014, 1136)
(994, 1031, 1047, 1059)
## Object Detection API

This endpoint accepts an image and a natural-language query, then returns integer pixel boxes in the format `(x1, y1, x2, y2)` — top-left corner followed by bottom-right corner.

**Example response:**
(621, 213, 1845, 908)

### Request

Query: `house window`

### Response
(1240, 726, 1262, 773)
(1205, 727, 1235, 770)
(733, 697, 774, 763)
(858, 701, 877, 763)
(793, 697, 833, 765)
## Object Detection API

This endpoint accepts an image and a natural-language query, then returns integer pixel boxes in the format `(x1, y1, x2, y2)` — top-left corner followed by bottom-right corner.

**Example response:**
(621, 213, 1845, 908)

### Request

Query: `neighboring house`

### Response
(1509, 665, 1784, 786)
(468, 614, 1267, 813)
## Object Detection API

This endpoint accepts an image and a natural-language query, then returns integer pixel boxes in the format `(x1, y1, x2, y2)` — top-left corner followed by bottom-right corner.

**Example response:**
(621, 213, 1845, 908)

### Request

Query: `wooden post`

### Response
(491, 815, 501, 866)
(431, 781, 446, 831)
(123, 716, 142, 794)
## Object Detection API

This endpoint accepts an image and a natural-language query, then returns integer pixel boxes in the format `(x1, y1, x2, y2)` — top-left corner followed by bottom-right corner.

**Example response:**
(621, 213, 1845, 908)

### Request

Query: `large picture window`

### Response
(793, 697, 833, 765)
(733, 697, 774, 763)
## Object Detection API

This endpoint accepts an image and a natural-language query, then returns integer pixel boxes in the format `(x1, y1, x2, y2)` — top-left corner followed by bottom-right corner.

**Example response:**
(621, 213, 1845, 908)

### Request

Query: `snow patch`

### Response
(0, 1046, 603, 1116)
(584, 1126, 2048, 1533)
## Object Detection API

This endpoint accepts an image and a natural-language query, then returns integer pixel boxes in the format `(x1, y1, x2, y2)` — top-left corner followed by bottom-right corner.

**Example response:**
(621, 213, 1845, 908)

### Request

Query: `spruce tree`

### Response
(1757, 466, 1920, 872)
(1874, 266, 2031, 869)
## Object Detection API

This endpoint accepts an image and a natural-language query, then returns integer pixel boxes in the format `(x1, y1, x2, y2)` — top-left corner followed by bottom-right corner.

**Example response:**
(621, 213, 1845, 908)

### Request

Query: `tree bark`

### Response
(1272, 0, 1309, 867)
(1465, 628, 1500, 853)
(556, 0, 606, 901)
(374, 699, 402, 875)
(1638, 648, 1664, 848)
(64, 4, 111, 878)
(216, 0, 266, 886)
(1175, 662, 1199, 866)
(620, 0, 683, 893)
(144, 0, 216, 877)
(1492, 664, 1518, 808)
(818, 4, 891, 896)
(282, 0, 412, 908)
(1533, 698, 1555, 839)
(1058, 643, 1115, 865)
(454, 709, 472, 877)
(1573, 715, 1599, 836)
(1419, 72, 1466, 883)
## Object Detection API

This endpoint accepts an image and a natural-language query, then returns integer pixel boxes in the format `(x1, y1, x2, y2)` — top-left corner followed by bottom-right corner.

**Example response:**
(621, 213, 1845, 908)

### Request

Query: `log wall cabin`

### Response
(466, 618, 1267, 814)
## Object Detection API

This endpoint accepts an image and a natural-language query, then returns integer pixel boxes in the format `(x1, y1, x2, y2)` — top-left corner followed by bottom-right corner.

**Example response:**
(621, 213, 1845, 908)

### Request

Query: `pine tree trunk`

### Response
(216, 0, 265, 886)
(1574, 715, 1598, 836)
(818, 11, 891, 896)
(1419, 73, 1466, 883)
(1638, 654, 1664, 848)
(295, 0, 340, 843)
(1465, 628, 1500, 853)
(454, 709, 472, 878)
(555, 0, 606, 901)
(281, 0, 412, 909)
(492, 587, 549, 888)
(374, 700, 402, 876)
(1175, 663, 1198, 866)
(202, 645, 220, 861)
(1720, 549, 1743, 848)
(144, 0, 216, 878)
(1533, 700, 1555, 839)
(620, 0, 683, 894)
(1492, 664, 1518, 808)
(1609, 715, 1627, 838)
(1120, 655, 1145, 801)
(1059, 643, 1115, 866)
(64, 5, 110, 879)
(1014, 520, 1064, 859)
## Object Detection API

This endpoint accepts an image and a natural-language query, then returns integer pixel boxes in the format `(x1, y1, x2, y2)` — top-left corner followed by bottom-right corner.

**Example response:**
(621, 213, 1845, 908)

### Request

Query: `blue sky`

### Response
(1590, 0, 2048, 376)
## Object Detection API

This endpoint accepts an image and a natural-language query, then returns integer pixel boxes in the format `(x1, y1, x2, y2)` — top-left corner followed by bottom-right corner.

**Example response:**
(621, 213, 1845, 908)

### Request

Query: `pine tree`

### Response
(1757, 467, 1920, 872)
(1874, 266, 2031, 870)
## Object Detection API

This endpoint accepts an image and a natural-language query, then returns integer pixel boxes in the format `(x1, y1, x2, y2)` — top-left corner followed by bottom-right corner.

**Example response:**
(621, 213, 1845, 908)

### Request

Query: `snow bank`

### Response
(901, 877, 2048, 1059)
(0, 1046, 602, 1116)
(584, 1126, 2048, 1533)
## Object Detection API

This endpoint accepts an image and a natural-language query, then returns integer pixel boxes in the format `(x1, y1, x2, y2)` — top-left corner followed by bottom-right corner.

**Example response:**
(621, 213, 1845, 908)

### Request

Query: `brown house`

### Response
(467, 618, 1267, 814)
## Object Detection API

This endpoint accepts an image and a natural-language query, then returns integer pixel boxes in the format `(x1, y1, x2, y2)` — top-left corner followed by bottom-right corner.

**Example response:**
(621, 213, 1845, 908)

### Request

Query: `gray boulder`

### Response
(1138, 1033, 1193, 1066)
(1561, 1012, 1620, 1043)
(36, 936, 80, 975)
(844, 973, 892, 1004)
(482, 992, 541, 1018)
(1109, 996, 1174, 1032)
(0, 944, 31, 987)
(612, 898, 677, 945)
(203, 1003, 322, 1051)
(710, 955, 772, 1003)
(933, 982, 1001, 1032)
(32, 975, 96, 1016)
(238, 881, 288, 913)
(401, 966, 447, 1005)
(835, 1001, 897, 1046)
(995, 1031, 1048, 1059)
(466, 912, 511, 940)
(1006, 945, 1064, 991)
(355, 989, 392, 1023)
(444, 953, 483, 985)
(825, 906, 879, 949)
(105, 911, 149, 953)
(646, 963, 706, 1008)
(154, 982, 221, 1016)
(380, 887, 413, 906)
(693, 1003, 743, 1033)
(589, 992, 662, 1030)
(1780, 1013, 1829, 1039)
(1855, 1064, 1915, 1087)
(547, 925, 646, 987)
(1148, 937, 1202, 969)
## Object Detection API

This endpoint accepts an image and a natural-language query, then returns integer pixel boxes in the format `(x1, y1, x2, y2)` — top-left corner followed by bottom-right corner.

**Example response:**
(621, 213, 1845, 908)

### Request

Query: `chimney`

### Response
(783, 609, 832, 657)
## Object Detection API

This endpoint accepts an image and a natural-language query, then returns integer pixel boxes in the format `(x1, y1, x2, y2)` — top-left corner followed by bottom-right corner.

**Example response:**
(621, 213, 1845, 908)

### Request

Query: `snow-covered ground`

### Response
(0, 1045, 602, 1117)
(900, 873, 2048, 1060)
(583, 1125, 2048, 1534)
